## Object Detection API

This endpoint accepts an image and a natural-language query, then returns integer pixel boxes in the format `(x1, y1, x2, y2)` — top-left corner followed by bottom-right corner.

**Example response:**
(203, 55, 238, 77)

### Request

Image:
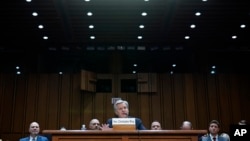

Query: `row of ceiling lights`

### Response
(25, 0, 247, 45)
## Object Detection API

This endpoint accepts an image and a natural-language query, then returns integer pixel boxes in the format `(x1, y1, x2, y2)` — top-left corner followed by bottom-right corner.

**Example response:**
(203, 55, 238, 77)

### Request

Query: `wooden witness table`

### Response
(42, 129, 207, 141)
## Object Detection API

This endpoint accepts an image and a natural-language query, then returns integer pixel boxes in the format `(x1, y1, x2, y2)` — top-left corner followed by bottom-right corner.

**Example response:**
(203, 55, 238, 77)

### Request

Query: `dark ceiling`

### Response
(1, 0, 250, 73)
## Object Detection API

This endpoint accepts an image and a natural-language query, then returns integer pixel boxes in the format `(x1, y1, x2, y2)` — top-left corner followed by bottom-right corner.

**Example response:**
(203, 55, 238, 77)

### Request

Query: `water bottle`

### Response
(81, 124, 86, 130)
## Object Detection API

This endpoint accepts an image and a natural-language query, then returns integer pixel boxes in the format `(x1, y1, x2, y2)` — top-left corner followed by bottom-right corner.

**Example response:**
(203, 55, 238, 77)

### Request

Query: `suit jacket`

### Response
(19, 135, 49, 141)
(199, 135, 227, 141)
(107, 117, 147, 130)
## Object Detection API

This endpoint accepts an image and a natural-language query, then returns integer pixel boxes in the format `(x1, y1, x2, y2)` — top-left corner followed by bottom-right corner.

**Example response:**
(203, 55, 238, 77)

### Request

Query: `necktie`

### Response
(32, 138, 35, 141)
(213, 137, 216, 141)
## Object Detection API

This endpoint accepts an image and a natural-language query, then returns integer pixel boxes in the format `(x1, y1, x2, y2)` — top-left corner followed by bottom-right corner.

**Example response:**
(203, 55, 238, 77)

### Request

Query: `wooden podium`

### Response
(42, 130, 207, 141)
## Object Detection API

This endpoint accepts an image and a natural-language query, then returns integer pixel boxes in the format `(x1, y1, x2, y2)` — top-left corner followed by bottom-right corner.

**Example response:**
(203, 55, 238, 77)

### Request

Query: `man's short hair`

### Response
(209, 120, 220, 127)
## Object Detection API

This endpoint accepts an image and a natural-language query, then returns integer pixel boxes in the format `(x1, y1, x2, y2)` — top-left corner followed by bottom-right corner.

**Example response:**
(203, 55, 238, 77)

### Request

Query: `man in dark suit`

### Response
(199, 120, 227, 141)
(20, 121, 48, 141)
(101, 99, 146, 130)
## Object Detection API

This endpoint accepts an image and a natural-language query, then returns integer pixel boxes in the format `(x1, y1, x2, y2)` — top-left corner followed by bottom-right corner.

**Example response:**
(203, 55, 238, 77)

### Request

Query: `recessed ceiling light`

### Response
(38, 25, 44, 29)
(32, 12, 38, 16)
(87, 12, 93, 16)
(195, 12, 201, 16)
(26, 0, 32, 2)
(89, 25, 94, 29)
(232, 35, 237, 39)
(190, 24, 196, 28)
(90, 36, 95, 39)
(141, 12, 147, 16)
(43, 36, 48, 40)
(184, 36, 190, 39)
(85, 0, 90, 2)
(240, 24, 246, 28)
(137, 36, 143, 39)
(139, 25, 145, 29)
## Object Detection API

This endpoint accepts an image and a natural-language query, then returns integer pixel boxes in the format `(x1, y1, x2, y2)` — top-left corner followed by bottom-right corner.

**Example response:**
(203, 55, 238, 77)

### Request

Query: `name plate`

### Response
(112, 118, 136, 130)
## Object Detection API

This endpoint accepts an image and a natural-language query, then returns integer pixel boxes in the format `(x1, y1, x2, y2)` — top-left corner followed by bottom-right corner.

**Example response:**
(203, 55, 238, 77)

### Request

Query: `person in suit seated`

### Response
(20, 121, 48, 141)
(89, 118, 101, 130)
(199, 120, 227, 141)
(238, 119, 247, 125)
(180, 121, 193, 130)
(220, 132, 230, 141)
(101, 99, 147, 130)
(151, 120, 162, 130)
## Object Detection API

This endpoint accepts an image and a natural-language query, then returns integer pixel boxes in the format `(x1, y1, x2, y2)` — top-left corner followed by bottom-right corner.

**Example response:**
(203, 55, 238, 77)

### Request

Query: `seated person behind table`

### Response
(101, 99, 146, 130)
(89, 118, 101, 130)
(151, 120, 162, 130)
(20, 121, 48, 141)
(180, 120, 193, 130)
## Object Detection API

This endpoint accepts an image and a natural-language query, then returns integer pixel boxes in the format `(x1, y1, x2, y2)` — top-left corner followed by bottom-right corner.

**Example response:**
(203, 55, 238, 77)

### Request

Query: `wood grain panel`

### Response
(173, 74, 185, 129)
(1, 74, 15, 132)
(217, 74, 231, 132)
(183, 74, 196, 129)
(0, 73, 4, 133)
(59, 74, 71, 129)
(47, 74, 59, 129)
(161, 74, 174, 129)
(12, 74, 26, 132)
(1, 72, 250, 141)
(70, 73, 82, 129)
(194, 74, 209, 129)
(37, 74, 49, 130)
(206, 75, 220, 121)
(228, 75, 241, 123)
(24, 74, 38, 132)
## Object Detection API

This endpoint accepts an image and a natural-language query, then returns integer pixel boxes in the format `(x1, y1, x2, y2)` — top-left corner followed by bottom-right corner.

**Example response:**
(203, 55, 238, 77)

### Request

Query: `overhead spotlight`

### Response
(240, 24, 246, 28)
(137, 36, 143, 39)
(87, 12, 93, 16)
(132, 71, 136, 74)
(232, 35, 237, 39)
(212, 65, 216, 69)
(43, 36, 48, 40)
(141, 12, 147, 16)
(139, 25, 145, 29)
(184, 36, 190, 39)
(38, 25, 44, 29)
(195, 12, 201, 16)
(90, 36, 95, 39)
(133, 64, 137, 67)
(26, 0, 32, 2)
(16, 71, 21, 75)
(16, 66, 20, 69)
(32, 12, 38, 16)
(89, 25, 94, 29)
(190, 24, 196, 28)
(210, 70, 216, 74)
(172, 64, 176, 67)
(170, 71, 174, 75)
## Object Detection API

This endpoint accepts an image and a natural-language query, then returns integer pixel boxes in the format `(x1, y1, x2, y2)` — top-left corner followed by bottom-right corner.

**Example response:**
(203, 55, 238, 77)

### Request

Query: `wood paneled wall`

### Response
(0, 72, 250, 141)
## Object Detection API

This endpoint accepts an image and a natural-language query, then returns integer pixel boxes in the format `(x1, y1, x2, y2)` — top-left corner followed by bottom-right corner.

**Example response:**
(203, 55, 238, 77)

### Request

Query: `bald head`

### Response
(89, 119, 100, 130)
(180, 121, 192, 130)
